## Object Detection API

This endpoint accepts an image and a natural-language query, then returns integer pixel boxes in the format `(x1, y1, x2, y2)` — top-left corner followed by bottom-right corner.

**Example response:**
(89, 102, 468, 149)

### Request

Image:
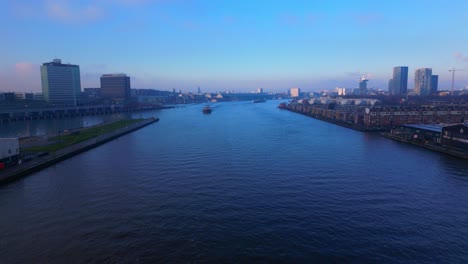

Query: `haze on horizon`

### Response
(1, 0, 468, 93)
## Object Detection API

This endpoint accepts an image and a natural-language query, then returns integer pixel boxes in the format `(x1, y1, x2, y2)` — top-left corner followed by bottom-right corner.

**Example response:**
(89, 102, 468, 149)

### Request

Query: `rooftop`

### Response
(402, 124, 443, 133)
(101, 74, 128, 77)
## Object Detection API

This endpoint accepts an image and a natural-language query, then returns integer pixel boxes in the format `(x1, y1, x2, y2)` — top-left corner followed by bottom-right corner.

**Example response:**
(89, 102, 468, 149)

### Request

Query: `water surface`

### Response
(1, 101, 467, 263)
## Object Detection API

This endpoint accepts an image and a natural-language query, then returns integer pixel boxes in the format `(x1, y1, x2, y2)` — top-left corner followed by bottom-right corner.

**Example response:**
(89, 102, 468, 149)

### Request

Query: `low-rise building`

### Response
(0, 138, 20, 169)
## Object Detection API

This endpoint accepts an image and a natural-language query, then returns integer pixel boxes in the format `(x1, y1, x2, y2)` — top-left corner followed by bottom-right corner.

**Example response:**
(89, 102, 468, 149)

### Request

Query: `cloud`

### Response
(15, 62, 37, 74)
(45, 0, 104, 23)
(0, 63, 41, 93)
(454, 52, 468, 63)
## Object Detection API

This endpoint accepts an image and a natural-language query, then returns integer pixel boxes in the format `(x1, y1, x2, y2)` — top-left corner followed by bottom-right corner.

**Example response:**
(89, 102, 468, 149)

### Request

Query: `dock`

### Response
(0, 118, 159, 185)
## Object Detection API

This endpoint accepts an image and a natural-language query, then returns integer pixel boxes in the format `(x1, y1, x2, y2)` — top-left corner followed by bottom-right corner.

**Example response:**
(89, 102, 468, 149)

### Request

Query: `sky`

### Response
(1, 0, 468, 93)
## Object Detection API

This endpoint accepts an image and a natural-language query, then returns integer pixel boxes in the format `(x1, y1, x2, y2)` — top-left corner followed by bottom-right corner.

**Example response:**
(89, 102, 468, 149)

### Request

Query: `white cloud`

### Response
(454, 52, 468, 63)
(0, 63, 41, 93)
(44, 0, 104, 23)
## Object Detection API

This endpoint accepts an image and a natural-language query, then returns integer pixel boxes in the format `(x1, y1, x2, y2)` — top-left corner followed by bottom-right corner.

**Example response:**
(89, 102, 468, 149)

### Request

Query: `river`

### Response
(1, 100, 467, 263)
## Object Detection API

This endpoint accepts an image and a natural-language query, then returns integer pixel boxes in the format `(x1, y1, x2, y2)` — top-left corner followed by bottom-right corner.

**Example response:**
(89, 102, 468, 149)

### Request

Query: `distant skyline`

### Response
(1, 0, 468, 93)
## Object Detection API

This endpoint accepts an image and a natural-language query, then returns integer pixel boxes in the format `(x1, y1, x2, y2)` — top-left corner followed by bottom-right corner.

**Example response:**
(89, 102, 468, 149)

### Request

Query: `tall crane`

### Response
(449, 68, 467, 96)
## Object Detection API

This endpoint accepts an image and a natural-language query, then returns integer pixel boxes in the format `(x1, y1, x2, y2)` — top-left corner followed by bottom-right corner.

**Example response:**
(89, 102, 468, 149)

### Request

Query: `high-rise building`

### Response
(100, 74, 131, 99)
(389, 66, 408, 96)
(40, 59, 81, 105)
(359, 76, 368, 95)
(414, 68, 432, 96)
(257, 88, 264, 94)
(388, 79, 394, 95)
(431, 75, 438, 95)
(290, 87, 300, 98)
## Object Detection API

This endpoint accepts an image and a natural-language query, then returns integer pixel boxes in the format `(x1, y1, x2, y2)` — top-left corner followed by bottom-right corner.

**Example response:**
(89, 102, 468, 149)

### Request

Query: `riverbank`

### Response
(0, 117, 159, 185)
(283, 106, 387, 132)
(381, 132, 468, 159)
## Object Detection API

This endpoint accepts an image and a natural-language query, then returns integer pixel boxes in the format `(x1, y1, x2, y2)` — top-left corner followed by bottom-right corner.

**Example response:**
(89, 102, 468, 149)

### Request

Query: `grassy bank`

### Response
(24, 119, 144, 153)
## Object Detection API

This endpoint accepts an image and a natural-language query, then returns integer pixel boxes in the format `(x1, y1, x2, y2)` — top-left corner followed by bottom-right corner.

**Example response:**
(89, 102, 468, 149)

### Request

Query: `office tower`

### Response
(389, 66, 408, 96)
(290, 87, 300, 98)
(40, 59, 81, 105)
(257, 88, 264, 94)
(430, 75, 438, 95)
(414, 68, 432, 96)
(388, 79, 394, 95)
(359, 76, 368, 95)
(100, 74, 131, 99)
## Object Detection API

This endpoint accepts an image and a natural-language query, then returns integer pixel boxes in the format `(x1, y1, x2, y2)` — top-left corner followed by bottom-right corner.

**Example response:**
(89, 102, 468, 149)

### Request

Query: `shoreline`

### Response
(381, 132, 468, 159)
(0, 118, 159, 185)
(282, 106, 388, 132)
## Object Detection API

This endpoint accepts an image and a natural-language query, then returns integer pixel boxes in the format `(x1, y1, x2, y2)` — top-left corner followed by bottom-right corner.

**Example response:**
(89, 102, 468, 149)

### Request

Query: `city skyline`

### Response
(1, 0, 468, 92)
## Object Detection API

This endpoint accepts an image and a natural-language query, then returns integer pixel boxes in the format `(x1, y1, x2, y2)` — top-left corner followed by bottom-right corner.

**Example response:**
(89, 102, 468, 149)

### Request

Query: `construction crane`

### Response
(449, 68, 467, 96)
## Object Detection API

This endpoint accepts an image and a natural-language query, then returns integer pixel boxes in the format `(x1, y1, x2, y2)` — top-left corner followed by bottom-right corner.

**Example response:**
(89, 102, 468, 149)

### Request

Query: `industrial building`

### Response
(387, 123, 468, 155)
(41, 59, 81, 106)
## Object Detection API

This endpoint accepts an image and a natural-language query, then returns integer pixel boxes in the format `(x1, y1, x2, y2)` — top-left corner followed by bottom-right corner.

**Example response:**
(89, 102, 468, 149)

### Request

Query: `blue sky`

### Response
(1, 0, 468, 93)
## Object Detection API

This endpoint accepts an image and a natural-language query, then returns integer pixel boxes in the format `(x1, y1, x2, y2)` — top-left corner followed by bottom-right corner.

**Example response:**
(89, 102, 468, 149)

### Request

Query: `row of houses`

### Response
(287, 101, 468, 130)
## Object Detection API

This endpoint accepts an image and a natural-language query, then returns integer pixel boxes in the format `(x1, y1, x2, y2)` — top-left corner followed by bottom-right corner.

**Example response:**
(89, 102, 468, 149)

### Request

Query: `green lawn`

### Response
(24, 119, 144, 153)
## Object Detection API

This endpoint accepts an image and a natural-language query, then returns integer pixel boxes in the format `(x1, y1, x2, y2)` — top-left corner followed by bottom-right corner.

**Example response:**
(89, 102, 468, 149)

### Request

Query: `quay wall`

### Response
(0, 118, 159, 185)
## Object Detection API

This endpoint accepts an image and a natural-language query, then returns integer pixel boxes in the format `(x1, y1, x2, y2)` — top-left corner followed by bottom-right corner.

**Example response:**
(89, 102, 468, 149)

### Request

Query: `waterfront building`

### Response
(291, 87, 300, 98)
(389, 66, 408, 96)
(41, 59, 81, 105)
(414, 68, 432, 96)
(257, 88, 264, 94)
(100, 74, 131, 100)
(431, 75, 439, 95)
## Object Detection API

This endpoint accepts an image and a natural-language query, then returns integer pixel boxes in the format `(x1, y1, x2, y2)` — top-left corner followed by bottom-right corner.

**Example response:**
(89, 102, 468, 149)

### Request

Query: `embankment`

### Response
(0, 118, 159, 184)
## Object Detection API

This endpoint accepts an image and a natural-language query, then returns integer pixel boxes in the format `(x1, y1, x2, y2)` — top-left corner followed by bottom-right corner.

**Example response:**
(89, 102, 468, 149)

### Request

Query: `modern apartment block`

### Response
(40, 59, 81, 105)
(388, 66, 408, 96)
(414, 68, 432, 96)
(431, 75, 439, 94)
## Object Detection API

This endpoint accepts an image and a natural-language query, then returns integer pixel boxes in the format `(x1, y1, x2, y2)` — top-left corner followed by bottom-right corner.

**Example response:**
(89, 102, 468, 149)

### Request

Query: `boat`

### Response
(252, 99, 266, 103)
(202, 105, 212, 114)
(278, 102, 287, 109)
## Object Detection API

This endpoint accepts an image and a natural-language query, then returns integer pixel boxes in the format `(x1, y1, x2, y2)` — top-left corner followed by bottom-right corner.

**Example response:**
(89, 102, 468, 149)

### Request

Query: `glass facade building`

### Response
(414, 68, 432, 96)
(40, 59, 81, 105)
(389, 66, 408, 96)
